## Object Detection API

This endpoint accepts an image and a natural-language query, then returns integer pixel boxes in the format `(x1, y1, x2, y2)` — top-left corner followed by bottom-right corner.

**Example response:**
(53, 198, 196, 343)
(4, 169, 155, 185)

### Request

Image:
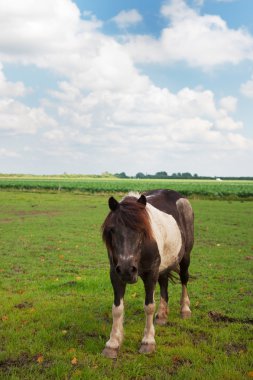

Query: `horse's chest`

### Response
(147, 205, 182, 272)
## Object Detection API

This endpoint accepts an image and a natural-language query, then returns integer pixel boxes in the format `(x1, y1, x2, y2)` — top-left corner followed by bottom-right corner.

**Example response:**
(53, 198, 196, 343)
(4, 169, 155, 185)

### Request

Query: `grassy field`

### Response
(0, 176, 253, 199)
(0, 190, 253, 379)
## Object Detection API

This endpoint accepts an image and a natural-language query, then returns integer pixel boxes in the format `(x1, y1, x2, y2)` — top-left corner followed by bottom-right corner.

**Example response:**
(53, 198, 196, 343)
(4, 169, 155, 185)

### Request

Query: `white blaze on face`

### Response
(146, 203, 182, 272)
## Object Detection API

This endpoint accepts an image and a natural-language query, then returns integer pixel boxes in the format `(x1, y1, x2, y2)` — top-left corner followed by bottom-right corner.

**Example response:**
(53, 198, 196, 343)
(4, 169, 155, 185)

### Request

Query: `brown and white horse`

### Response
(102, 189, 194, 358)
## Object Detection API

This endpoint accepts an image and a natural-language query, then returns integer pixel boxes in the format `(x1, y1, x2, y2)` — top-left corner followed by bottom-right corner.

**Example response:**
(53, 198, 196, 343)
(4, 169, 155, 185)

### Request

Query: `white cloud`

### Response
(240, 75, 253, 98)
(0, 1, 148, 95)
(125, 0, 253, 68)
(43, 129, 66, 141)
(0, 99, 57, 134)
(0, 0, 101, 66)
(111, 9, 143, 29)
(215, 115, 243, 131)
(161, 0, 197, 21)
(44, 77, 247, 160)
(227, 133, 252, 150)
(194, 0, 204, 6)
(0, 148, 20, 158)
(219, 96, 237, 113)
(82, 10, 103, 28)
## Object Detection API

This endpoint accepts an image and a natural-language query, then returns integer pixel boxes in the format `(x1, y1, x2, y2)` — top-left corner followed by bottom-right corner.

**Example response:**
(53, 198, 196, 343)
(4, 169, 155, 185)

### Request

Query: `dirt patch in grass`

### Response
(167, 356, 192, 376)
(0, 218, 14, 224)
(11, 266, 26, 274)
(224, 343, 247, 356)
(245, 256, 253, 260)
(208, 311, 253, 324)
(14, 301, 33, 309)
(0, 353, 32, 371)
(62, 281, 77, 287)
(190, 330, 209, 346)
(0, 353, 52, 373)
(0, 210, 60, 223)
(15, 210, 60, 217)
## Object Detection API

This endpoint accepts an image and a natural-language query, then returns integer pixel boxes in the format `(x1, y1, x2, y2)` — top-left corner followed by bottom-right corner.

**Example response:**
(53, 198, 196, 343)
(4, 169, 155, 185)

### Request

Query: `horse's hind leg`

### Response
(179, 256, 191, 319)
(155, 272, 169, 326)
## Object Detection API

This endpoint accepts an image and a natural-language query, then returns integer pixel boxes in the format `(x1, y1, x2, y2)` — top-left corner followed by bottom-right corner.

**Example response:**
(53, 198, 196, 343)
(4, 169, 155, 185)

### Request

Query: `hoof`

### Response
(102, 347, 118, 359)
(139, 343, 156, 354)
(181, 310, 192, 319)
(155, 316, 167, 326)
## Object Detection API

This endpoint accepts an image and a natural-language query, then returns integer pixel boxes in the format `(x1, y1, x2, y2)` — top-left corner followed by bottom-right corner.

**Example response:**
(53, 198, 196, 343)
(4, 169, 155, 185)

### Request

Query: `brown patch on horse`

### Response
(102, 196, 153, 252)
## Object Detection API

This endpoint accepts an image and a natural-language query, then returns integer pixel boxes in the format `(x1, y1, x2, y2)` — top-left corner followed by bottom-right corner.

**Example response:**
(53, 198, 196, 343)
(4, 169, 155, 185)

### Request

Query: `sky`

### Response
(0, 0, 253, 176)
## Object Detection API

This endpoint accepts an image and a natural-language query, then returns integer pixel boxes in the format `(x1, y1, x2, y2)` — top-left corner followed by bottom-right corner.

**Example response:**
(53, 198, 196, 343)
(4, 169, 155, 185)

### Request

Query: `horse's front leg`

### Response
(139, 272, 158, 354)
(102, 268, 126, 359)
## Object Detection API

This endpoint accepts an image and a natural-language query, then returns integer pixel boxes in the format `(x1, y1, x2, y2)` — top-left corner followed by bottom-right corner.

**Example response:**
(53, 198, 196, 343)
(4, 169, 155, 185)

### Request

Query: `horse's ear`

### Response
(137, 194, 146, 206)
(108, 196, 119, 211)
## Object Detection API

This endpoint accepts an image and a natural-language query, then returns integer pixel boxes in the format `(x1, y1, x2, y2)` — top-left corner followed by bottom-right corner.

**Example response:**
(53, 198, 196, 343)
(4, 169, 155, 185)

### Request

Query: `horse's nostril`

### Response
(116, 265, 121, 275)
(131, 266, 137, 274)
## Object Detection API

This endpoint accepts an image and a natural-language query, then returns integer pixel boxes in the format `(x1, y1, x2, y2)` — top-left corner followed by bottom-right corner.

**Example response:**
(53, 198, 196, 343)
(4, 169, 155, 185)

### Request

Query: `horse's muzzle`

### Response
(116, 264, 138, 284)
(125, 275, 138, 284)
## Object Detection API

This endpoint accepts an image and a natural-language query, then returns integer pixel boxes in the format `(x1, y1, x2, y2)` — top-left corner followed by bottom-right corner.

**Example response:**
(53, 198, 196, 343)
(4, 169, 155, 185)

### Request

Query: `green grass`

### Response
(0, 190, 253, 379)
(0, 176, 253, 199)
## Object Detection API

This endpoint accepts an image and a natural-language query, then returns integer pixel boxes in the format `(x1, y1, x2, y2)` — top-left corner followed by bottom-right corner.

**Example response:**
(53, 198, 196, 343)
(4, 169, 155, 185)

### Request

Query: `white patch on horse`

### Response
(119, 254, 134, 261)
(105, 299, 124, 349)
(180, 285, 191, 318)
(145, 194, 155, 199)
(142, 303, 156, 345)
(146, 203, 182, 272)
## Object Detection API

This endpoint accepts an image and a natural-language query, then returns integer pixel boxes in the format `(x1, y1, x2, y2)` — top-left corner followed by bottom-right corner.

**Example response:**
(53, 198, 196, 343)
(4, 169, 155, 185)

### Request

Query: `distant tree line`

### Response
(135, 171, 200, 179)
(115, 171, 210, 179)
(114, 171, 253, 180)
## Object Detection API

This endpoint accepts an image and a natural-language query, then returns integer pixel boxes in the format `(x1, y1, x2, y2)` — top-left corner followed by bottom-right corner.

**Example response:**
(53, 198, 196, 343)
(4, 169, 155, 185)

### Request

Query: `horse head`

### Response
(102, 194, 149, 284)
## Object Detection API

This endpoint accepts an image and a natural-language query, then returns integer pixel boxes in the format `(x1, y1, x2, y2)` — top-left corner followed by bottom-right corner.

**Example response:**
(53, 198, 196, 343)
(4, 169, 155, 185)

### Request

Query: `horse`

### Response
(101, 189, 194, 358)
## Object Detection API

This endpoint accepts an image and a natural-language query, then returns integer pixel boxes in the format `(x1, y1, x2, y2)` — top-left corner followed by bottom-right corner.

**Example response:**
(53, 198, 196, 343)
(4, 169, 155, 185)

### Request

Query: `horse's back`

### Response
(144, 189, 183, 220)
(144, 189, 194, 255)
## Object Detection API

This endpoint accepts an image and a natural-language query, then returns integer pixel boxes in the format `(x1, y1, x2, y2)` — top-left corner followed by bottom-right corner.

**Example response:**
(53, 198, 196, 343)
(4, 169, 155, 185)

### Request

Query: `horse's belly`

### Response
(156, 218, 182, 272)
(158, 238, 182, 272)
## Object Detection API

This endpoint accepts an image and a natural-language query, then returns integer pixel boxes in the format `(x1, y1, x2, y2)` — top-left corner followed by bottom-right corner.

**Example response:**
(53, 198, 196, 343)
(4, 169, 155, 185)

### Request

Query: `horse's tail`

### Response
(168, 266, 196, 284)
(168, 267, 180, 284)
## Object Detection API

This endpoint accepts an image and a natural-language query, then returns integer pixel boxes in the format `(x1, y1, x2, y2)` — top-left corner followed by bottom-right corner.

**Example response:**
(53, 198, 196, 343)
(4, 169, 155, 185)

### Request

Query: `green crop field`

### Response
(0, 176, 253, 199)
(0, 190, 252, 379)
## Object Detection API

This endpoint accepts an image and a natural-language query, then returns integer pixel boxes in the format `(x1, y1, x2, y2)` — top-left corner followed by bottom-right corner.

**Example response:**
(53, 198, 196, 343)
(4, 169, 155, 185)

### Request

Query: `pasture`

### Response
(0, 176, 253, 199)
(0, 189, 253, 379)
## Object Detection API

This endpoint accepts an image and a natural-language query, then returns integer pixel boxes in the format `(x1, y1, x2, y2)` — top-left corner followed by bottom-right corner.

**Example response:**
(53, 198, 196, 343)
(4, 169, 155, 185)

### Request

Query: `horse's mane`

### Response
(102, 195, 153, 250)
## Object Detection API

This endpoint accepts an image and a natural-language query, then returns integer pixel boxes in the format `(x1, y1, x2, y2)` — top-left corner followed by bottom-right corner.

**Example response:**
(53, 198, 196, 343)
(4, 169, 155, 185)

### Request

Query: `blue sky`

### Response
(0, 0, 252, 176)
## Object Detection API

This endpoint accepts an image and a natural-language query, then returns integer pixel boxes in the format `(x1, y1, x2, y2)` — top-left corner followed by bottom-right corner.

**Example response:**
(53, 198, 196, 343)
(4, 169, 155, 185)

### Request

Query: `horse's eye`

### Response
(110, 227, 115, 234)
